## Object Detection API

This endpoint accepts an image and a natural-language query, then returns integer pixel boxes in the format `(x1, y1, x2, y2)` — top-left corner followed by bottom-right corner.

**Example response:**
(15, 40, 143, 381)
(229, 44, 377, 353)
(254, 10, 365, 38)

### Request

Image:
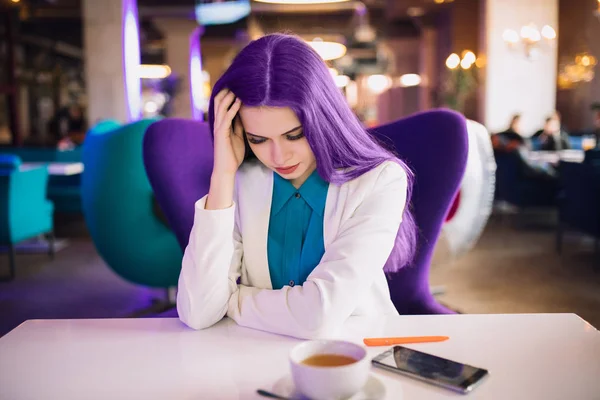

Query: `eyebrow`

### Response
(245, 125, 303, 139)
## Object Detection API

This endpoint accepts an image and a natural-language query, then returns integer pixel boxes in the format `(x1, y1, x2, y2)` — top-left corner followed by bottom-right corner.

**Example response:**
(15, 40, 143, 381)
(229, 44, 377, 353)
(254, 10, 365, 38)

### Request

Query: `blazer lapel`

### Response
(240, 163, 274, 289)
(240, 163, 345, 290)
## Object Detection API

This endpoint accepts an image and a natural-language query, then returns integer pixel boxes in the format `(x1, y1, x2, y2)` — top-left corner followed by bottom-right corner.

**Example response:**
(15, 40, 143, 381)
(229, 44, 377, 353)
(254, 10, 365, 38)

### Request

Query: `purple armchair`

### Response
(143, 109, 468, 315)
(369, 111, 468, 314)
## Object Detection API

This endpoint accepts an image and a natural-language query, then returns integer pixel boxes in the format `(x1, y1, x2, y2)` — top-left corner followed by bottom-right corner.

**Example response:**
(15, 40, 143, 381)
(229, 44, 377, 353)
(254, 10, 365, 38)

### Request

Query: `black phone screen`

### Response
(372, 346, 489, 394)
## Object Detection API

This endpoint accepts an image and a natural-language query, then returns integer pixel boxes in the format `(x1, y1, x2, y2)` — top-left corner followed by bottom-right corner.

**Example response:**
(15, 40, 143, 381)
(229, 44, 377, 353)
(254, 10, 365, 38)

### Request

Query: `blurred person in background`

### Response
(49, 103, 88, 148)
(491, 114, 525, 153)
(532, 113, 570, 151)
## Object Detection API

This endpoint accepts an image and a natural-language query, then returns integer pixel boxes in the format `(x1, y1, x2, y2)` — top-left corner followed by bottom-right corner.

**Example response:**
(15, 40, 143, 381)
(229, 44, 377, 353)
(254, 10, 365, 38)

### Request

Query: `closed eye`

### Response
(247, 136, 267, 144)
(286, 131, 305, 141)
(246, 130, 305, 144)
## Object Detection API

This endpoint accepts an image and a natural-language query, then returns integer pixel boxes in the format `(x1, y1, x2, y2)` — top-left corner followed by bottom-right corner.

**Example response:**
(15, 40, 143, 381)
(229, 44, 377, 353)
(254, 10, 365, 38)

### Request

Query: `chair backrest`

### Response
(558, 161, 600, 236)
(0, 164, 51, 243)
(82, 118, 182, 288)
(0, 154, 21, 172)
(144, 110, 468, 314)
(144, 119, 214, 250)
(584, 149, 600, 170)
(368, 110, 468, 314)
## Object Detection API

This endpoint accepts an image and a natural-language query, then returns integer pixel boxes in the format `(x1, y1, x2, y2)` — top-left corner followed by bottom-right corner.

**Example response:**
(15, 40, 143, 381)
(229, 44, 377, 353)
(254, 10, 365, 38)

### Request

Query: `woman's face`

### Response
(239, 106, 316, 188)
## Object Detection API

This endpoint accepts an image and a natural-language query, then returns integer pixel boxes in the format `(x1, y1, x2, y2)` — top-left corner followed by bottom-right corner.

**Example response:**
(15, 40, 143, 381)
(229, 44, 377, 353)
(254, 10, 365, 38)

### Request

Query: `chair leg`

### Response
(47, 231, 56, 259)
(556, 222, 563, 255)
(166, 286, 177, 305)
(1, 244, 16, 282)
(595, 238, 599, 273)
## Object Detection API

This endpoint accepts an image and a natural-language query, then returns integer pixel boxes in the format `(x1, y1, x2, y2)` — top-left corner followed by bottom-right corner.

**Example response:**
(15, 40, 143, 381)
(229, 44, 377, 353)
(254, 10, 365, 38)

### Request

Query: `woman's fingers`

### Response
(216, 91, 236, 125)
(225, 98, 241, 124)
(213, 89, 228, 120)
(232, 112, 244, 138)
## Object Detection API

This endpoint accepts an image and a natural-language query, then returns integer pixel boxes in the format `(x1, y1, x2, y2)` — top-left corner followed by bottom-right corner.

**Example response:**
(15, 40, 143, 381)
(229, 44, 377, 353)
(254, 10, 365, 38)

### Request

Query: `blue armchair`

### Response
(0, 155, 55, 281)
(557, 160, 600, 268)
(494, 150, 559, 208)
(81, 119, 182, 293)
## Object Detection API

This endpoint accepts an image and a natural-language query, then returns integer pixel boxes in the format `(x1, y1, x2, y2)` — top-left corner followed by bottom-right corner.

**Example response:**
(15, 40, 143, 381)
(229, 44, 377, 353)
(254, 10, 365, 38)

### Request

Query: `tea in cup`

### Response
(289, 340, 370, 400)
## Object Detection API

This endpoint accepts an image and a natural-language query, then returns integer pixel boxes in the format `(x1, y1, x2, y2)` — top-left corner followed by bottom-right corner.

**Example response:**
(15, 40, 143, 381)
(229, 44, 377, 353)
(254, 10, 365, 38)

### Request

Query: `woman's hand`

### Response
(206, 89, 244, 210)
(212, 89, 245, 177)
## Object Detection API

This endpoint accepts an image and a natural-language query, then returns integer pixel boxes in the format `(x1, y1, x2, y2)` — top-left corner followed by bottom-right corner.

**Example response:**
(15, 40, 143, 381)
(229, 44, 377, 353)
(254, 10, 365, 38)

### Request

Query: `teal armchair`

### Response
(0, 155, 55, 281)
(81, 119, 182, 296)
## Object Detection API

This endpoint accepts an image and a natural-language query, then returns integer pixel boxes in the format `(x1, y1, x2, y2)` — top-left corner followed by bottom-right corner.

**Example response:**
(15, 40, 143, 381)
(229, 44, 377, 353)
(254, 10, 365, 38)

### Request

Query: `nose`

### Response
(271, 142, 291, 166)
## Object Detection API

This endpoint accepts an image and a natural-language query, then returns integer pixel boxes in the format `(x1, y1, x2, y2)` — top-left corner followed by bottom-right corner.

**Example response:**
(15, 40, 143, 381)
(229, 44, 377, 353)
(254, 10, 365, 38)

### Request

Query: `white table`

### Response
(525, 149, 585, 164)
(0, 314, 598, 400)
(21, 162, 84, 176)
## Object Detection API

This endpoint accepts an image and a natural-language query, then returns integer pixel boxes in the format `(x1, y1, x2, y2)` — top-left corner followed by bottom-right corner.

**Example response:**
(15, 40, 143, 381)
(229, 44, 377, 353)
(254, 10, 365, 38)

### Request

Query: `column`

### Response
(83, 0, 141, 124)
(419, 27, 437, 112)
(154, 18, 201, 120)
(481, 0, 559, 135)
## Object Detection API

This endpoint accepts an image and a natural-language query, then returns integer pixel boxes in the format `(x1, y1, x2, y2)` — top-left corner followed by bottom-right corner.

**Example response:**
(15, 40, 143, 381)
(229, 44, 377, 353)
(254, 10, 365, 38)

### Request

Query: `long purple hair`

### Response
(208, 33, 416, 272)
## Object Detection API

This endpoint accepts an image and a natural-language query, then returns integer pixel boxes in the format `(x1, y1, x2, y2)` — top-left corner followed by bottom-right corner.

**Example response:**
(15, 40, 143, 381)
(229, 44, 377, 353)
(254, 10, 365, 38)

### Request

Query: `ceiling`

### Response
(6, 0, 449, 42)
(2, 0, 451, 76)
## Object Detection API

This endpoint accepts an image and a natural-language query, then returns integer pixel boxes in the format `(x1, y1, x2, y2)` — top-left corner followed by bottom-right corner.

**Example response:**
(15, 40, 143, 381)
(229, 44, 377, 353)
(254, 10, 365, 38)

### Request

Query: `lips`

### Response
(275, 164, 299, 175)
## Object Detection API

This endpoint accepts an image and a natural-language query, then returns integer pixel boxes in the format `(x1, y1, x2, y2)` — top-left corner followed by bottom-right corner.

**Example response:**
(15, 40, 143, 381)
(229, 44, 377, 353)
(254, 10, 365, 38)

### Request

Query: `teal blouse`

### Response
(267, 170, 329, 290)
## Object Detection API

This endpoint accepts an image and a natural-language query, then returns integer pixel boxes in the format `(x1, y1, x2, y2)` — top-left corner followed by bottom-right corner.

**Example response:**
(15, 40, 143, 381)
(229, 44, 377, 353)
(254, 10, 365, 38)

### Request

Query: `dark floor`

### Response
(1, 213, 599, 338)
(431, 214, 600, 328)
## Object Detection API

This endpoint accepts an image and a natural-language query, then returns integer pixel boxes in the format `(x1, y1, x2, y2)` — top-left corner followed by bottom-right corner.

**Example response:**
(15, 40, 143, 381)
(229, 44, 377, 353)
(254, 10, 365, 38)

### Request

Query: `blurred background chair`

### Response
(47, 120, 124, 215)
(557, 160, 600, 269)
(81, 118, 182, 311)
(0, 155, 54, 281)
(494, 150, 559, 210)
(143, 110, 468, 316)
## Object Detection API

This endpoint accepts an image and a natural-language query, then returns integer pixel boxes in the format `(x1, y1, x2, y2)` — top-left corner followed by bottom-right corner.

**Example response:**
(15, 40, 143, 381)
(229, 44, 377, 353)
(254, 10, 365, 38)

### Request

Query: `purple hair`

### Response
(208, 33, 416, 272)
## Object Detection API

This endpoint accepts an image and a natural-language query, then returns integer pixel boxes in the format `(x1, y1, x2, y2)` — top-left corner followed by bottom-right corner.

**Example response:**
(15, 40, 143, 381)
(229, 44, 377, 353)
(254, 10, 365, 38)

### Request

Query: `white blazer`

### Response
(177, 159, 408, 339)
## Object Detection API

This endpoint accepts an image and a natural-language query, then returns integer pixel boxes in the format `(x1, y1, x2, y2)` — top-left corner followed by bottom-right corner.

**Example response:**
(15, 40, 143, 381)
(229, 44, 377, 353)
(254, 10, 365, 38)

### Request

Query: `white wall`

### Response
(483, 0, 558, 136)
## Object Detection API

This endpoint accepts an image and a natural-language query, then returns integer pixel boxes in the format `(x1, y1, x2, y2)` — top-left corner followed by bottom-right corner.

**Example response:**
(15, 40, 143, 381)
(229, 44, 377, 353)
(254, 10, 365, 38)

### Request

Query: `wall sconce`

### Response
(595, 0, 600, 18)
(503, 23, 556, 60)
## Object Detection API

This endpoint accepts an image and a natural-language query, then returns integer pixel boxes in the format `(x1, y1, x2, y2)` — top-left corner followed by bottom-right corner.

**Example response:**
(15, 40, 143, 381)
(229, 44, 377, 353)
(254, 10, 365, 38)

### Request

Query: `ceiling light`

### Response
(366, 74, 392, 94)
(307, 38, 346, 61)
(254, 0, 350, 3)
(407, 7, 425, 17)
(335, 75, 350, 88)
(398, 74, 422, 87)
(139, 64, 172, 79)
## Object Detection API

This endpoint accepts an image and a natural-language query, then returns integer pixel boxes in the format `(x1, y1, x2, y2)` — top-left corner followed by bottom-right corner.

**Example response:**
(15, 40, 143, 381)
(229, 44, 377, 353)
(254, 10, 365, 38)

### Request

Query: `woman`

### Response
(178, 34, 417, 339)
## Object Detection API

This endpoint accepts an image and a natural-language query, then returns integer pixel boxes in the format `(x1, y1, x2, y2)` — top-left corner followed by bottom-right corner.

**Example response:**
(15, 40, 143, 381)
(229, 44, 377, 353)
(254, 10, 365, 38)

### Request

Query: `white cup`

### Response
(289, 340, 370, 400)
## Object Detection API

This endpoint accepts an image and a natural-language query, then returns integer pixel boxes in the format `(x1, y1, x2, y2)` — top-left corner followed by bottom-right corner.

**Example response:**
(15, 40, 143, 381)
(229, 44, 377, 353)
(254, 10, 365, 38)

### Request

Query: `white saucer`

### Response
(271, 374, 387, 400)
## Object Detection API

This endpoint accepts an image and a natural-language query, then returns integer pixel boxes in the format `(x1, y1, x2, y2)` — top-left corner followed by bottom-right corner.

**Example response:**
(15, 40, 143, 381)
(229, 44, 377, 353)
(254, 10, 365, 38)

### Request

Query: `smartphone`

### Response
(372, 346, 489, 394)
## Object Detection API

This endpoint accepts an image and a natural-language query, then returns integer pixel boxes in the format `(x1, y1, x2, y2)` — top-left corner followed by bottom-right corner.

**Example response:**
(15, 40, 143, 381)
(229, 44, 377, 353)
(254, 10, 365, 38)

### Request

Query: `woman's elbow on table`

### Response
(287, 298, 343, 339)
(297, 322, 342, 340)
(177, 290, 227, 330)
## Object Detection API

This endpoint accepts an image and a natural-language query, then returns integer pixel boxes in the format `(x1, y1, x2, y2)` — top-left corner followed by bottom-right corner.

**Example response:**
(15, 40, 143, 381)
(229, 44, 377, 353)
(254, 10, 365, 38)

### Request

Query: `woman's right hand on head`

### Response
(212, 88, 245, 177)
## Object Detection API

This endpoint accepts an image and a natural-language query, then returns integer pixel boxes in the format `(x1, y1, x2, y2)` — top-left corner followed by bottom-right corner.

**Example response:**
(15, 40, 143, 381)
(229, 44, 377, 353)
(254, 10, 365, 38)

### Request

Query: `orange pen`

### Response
(363, 336, 449, 346)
